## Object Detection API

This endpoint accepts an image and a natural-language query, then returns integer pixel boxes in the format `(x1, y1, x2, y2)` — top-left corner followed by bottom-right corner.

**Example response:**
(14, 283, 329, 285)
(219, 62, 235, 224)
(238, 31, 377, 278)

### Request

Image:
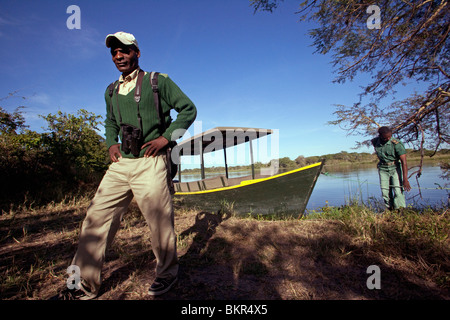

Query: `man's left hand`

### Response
(141, 136, 169, 157)
(403, 178, 411, 192)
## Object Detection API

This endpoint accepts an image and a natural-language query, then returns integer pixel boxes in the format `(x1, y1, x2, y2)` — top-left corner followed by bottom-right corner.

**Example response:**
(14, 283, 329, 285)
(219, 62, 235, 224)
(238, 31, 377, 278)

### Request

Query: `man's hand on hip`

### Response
(142, 136, 169, 158)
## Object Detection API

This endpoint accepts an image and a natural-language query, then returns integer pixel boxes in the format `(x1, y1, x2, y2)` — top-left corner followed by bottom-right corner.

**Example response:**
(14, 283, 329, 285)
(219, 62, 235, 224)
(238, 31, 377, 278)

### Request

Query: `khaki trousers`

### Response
(71, 155, 178, 296)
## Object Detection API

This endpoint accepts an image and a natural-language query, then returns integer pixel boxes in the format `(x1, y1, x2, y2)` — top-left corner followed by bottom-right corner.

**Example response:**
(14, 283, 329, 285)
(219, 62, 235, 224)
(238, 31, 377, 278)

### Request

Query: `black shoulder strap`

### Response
(150, 72, 164, 128)
(108, 81, 118, 97)
(134, 69, 145, 102)
(134, 70, 145, 131)
(107, 81, 118, 119)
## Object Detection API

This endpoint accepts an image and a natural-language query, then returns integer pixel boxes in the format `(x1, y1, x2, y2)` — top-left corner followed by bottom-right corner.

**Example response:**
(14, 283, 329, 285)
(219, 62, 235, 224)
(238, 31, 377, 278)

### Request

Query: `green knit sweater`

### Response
(104, 72, 197, 158)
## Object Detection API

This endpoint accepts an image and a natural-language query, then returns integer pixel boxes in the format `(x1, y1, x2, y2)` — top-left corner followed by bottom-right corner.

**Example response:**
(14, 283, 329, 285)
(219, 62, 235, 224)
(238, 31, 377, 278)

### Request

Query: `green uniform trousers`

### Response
(378, 164, 406, 210)
(71, 154, 178, 297)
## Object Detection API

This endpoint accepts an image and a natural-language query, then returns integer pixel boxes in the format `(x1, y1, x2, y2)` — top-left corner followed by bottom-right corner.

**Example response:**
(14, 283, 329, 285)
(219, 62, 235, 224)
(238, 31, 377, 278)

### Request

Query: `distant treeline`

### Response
(182, 149, 450, 174)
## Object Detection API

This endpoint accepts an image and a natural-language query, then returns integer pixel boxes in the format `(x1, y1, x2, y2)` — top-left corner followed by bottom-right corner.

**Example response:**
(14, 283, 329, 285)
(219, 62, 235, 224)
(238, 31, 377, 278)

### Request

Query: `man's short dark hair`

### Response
(378, 126, 392, 135)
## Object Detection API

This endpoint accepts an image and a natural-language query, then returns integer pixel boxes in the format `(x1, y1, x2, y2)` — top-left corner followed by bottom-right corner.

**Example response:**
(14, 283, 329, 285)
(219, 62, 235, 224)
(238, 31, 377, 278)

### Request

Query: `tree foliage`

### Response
(0, 106, 108, 210)
(40, 110, 108, 174)
(251, 0, 450, 175)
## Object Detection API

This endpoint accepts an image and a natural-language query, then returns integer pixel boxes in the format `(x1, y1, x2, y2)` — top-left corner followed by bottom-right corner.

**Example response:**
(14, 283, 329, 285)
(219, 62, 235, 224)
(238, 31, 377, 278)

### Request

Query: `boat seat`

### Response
(202, 175, 228, 190)
(174, 175, 228, 193)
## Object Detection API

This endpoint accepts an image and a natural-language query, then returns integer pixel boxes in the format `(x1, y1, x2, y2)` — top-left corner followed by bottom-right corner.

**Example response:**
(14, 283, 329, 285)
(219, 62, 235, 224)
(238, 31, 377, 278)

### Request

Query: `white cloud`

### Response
(28, 92, 51, 106)
(51, 25, 104, 60)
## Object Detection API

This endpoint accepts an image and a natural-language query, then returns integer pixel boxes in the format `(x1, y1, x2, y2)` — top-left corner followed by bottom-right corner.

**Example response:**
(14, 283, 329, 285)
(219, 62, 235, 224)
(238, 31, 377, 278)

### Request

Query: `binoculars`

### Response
(121, 124, 143, 157)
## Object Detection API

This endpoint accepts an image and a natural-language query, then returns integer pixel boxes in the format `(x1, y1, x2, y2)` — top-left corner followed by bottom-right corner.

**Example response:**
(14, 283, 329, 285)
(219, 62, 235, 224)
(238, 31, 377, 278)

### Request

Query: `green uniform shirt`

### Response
(104, 72, 197, 158)
(371, 136, 406, 165)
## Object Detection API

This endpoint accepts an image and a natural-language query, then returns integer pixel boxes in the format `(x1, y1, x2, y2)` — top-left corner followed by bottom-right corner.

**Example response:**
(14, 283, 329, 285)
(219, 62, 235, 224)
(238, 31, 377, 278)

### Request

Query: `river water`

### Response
(178, 164, 449, 211)
(307, 164, 448, 211)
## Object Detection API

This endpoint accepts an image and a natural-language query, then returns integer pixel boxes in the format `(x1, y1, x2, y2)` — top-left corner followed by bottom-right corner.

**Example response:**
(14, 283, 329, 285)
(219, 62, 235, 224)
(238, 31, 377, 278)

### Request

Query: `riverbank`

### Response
(0, 197, 448, 300)
(323, 153, 450, 171)
(180, 150, 450, 175)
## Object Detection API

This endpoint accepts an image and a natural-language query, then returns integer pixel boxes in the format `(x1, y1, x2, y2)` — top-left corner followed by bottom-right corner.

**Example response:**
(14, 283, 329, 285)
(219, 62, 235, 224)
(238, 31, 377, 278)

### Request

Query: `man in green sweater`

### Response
(61, 31, 196, 299)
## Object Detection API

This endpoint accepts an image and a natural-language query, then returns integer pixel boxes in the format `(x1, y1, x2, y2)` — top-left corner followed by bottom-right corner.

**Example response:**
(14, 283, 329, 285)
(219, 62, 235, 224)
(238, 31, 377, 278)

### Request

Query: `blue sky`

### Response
(0, 0, 422, 168)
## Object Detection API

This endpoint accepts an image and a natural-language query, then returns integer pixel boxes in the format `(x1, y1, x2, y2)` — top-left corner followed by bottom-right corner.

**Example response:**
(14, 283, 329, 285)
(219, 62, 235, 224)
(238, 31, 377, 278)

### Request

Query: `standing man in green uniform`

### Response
(56, 31, 197, 299)
(372, 126, 411, 211)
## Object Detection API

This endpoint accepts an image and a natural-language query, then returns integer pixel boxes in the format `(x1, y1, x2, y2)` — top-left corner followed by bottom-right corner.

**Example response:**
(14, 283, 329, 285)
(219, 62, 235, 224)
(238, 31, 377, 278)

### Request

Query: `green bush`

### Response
(0, 107, 108, 211)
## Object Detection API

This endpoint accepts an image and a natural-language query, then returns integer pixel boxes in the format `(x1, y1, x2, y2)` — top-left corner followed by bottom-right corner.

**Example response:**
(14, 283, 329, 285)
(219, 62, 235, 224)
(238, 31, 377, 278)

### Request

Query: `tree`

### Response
(0, 105, 109, 210)
(251, 0, 450, 177)
(278, 156, 297, 168)
(0, 106, 27, 134)
(295, 155, 306, 167)
(40, 109, 108, 175)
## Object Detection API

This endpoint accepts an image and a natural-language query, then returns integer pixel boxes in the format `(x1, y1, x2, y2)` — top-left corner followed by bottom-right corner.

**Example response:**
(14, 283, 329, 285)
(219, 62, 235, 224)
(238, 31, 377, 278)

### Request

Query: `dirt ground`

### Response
(0, 201, 449, 301)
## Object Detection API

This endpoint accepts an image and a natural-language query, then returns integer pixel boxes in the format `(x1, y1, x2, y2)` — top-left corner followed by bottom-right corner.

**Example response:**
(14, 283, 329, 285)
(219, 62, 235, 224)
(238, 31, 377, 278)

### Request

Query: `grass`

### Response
(0, 196, 448, 300)
(307, 205, 450, 288)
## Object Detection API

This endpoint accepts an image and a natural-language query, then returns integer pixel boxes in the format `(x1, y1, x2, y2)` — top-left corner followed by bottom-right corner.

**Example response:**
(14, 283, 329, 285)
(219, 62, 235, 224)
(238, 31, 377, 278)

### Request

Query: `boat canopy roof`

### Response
(176, 126, 273, 156)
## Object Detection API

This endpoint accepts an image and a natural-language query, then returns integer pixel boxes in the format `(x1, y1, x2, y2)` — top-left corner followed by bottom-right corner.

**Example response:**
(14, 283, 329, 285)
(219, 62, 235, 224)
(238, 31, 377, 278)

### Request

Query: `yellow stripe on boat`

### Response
(175, 162, 322, 196)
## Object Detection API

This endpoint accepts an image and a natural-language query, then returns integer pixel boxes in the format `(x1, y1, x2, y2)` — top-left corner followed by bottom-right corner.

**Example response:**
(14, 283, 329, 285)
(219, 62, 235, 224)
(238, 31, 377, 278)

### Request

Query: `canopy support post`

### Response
(250, 139, 255, 179)
(200, 140, 205, 180)
(223, 147, 229, 179)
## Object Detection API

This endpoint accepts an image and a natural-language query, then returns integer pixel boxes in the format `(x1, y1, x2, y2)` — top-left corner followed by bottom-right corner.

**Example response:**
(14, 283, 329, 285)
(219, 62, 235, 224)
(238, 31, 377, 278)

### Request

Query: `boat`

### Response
(171, 127, 324, 216)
